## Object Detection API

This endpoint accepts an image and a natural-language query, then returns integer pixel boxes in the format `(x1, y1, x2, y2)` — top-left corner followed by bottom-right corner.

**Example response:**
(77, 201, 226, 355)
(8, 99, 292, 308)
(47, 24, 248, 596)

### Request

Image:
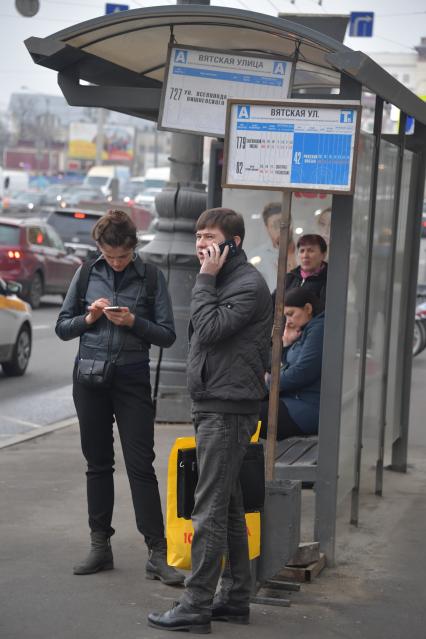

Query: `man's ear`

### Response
(234, 236, 242, 247)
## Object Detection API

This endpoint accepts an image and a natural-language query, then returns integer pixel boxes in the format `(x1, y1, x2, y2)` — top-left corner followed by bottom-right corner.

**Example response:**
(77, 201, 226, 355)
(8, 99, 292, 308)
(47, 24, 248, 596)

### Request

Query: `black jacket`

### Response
(285, 262, 328, 309)
(187, 251, 273, 414)
(55, 255, 175, 365)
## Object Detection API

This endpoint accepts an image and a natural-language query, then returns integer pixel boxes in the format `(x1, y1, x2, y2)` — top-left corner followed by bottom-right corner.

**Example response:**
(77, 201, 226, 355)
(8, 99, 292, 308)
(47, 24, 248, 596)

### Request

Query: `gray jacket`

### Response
(188, 251, 273, 414)
(55, 255, 175, 365)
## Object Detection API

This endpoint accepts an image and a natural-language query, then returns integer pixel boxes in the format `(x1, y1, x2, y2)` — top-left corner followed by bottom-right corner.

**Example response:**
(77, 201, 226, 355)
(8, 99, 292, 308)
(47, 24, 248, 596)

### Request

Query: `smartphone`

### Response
(104, 306, 123, 312)
(218, 239, 239, 258)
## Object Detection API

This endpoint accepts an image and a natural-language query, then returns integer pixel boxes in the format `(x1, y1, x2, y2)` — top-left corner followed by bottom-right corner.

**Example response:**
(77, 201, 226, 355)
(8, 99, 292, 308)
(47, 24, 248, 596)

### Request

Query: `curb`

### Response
(0, 417, 78, 450)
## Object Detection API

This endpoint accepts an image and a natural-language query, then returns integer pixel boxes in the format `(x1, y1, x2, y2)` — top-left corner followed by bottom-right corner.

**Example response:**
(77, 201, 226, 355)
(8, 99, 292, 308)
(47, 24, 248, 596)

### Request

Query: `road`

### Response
(0, 295, 77, 440)
(2, 293, 426, 446)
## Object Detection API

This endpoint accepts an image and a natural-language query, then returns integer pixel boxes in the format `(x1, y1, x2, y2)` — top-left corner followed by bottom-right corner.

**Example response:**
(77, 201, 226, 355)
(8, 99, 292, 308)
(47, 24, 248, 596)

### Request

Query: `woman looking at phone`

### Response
(55, 209, 184, 585)
(260, 287, 324, 440)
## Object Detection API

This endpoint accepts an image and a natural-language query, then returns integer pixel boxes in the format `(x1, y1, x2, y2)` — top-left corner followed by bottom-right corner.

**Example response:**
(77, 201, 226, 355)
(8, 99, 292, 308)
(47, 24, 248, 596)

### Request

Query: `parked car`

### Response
(414, 297, 426, 357)
(0, 217, 82, 308)
(0, 278, 32, 376)
(43, 208, 104, 261)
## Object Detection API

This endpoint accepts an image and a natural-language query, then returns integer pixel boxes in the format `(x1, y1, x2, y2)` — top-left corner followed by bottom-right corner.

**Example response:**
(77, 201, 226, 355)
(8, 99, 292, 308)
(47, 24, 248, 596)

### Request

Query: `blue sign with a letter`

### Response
(237, 105, 251, 120)
(349, 12, 374, 37)
(105, 3, 129, 14)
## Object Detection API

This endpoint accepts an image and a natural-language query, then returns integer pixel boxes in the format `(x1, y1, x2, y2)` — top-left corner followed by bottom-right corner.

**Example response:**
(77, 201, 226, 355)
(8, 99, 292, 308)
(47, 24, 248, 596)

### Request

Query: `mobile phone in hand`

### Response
(104, 306, 123, 312)
(218, 239, 239, 258)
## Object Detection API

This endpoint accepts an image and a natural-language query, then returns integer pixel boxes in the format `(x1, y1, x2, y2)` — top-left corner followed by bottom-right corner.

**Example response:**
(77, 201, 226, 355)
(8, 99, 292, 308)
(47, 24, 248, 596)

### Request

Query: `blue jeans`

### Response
(180, 412, 258, 613)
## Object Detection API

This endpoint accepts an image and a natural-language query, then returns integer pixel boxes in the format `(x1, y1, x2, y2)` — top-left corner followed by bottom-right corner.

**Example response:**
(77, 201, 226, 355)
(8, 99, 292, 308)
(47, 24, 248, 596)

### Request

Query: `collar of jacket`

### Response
(217, 250, 247, 281)
(293, 261, 328, 281)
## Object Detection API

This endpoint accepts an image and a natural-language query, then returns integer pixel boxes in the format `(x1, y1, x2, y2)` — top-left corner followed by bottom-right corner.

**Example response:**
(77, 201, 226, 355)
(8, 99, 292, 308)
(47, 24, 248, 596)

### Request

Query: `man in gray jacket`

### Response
(148, 208, 273, 633)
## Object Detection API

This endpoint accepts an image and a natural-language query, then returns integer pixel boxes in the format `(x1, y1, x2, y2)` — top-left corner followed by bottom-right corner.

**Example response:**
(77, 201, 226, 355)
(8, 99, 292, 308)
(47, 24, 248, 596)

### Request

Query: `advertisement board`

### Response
(223, 99, 361, 193)
(68, 122, 134, 161)
(159, 45, 292, 137)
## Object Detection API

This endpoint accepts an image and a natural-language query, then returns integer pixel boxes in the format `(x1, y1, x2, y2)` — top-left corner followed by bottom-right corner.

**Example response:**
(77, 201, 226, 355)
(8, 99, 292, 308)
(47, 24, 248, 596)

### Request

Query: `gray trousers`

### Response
(180, 411, 258, 613)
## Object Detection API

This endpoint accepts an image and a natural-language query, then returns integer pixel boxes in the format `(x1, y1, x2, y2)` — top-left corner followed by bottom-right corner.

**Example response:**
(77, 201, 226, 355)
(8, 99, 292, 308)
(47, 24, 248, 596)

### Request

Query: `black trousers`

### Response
(259, 398, 304, 440)
(72, 368, 164, 546)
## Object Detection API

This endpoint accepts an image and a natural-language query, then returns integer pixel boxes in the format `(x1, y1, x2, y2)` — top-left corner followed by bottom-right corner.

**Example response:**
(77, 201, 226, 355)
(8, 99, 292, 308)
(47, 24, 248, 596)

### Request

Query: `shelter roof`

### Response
(25, 5, 426, 125)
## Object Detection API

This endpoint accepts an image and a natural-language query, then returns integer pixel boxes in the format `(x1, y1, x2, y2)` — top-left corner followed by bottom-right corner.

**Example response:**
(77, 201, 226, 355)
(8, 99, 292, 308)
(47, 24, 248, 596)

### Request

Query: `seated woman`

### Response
(260, 288, 324, 440)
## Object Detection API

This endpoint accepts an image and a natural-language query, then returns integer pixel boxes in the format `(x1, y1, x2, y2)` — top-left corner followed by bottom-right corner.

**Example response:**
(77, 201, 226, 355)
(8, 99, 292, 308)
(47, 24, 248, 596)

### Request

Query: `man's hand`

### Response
(282, 324, 301, 348)
(85, 298, 111, 325)
(200, 242, 228, 276)
(103, 306, 135, 328)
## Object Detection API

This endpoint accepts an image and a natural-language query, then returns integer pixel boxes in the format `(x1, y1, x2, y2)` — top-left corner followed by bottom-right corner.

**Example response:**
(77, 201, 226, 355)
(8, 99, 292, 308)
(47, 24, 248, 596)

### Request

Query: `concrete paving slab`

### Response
(1, 418, 426, 639)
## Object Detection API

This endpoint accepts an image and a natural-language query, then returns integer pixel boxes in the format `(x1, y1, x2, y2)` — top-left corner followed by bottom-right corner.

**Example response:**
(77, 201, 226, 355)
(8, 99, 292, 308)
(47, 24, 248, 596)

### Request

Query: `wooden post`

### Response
(265, 191, 292, 481)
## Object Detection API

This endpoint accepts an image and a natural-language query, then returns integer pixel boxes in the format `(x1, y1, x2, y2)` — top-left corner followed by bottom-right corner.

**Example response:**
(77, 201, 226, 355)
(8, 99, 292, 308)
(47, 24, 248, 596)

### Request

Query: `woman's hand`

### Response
(85, 298, 111, 325)
(282, 324, 301, 348)
(103, 306, 135, 328)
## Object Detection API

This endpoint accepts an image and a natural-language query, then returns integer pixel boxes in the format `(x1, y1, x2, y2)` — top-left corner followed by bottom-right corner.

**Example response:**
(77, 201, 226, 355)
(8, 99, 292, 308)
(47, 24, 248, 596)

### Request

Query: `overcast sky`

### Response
(1, 0, 425, 109)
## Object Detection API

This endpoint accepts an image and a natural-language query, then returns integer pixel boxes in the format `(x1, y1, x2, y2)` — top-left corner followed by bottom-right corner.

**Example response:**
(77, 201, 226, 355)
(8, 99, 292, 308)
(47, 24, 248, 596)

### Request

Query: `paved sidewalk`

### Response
(1, 423, 426, 639)
(1, 353, 426, 638)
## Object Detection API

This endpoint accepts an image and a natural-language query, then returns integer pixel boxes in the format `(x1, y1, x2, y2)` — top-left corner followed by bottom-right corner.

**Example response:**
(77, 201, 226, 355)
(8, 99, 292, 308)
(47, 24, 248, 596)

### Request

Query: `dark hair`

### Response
(196, 207, 245, 243)
(262, 202, 281, 225)
(92, 209, 137, 249)
(296, 234, 327, 254)
(284, 288, 322, 316)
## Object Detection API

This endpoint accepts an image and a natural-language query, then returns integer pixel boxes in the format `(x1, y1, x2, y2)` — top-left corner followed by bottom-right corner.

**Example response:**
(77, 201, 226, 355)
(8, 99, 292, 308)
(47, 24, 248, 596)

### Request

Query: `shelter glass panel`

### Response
(337, 133, 374, 502)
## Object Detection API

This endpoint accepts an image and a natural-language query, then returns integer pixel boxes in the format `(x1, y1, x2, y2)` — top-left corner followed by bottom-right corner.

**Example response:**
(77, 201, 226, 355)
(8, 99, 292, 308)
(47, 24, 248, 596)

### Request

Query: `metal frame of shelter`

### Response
(25, 6, 426, 564)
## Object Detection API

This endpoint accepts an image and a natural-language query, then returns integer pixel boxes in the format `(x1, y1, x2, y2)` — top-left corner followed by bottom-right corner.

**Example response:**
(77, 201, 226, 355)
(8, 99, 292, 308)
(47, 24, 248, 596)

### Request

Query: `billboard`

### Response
(68, 122, 134, 161)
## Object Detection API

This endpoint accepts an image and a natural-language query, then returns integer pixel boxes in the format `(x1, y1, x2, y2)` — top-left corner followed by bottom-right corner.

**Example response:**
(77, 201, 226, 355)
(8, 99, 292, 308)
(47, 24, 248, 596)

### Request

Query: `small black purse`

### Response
(76, 281, 144, 389)
(177, 443, 265, 519)
(76, 358, 116, 388)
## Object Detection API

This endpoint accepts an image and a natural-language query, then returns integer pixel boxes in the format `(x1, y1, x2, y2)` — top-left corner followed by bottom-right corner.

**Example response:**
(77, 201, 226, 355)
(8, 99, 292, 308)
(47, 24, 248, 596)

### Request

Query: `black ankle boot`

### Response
(73, 531, 114, 575)
(145, 540, 185, 586)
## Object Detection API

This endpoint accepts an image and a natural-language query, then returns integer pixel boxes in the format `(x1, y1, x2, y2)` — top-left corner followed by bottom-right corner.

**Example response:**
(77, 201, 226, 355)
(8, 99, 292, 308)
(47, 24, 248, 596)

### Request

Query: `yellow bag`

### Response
(166, 424, 262, 570)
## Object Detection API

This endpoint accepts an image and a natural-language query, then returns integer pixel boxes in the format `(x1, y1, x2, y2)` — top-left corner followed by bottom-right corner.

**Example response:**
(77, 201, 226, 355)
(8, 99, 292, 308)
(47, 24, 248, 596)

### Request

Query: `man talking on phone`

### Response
(148, 208, 273, 633)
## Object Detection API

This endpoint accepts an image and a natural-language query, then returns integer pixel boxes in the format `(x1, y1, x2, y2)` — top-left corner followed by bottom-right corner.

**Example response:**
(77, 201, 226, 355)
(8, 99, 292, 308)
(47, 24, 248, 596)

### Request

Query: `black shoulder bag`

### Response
(76, 270, 144, 389)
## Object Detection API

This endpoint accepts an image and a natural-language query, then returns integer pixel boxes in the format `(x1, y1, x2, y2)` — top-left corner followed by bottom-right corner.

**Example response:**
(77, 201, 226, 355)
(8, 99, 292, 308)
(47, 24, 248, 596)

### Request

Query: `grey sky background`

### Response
(1, 0, 425, 110)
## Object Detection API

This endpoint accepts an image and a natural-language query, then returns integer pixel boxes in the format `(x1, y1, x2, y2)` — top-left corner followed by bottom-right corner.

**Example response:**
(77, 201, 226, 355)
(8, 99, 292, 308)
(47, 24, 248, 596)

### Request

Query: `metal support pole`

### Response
(141, 0, 210, 422)
(350, 96, 383, 526)
(314, 73, 361, 564)
(95, 108, 105, 165)
(375, 113, 406, 496)
(265, 192, 292, 481)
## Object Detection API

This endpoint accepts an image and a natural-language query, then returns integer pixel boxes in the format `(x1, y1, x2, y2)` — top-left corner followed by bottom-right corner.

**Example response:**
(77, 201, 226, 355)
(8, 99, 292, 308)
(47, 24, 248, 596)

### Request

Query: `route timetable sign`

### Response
(223, 99, 361, 193)
(158, 45, 292, 138)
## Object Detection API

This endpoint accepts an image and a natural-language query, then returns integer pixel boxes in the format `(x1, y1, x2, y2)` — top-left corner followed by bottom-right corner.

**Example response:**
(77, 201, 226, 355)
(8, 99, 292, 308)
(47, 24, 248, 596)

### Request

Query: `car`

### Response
(134, 187, 162, 215)
(57, 186, 107, 209)
(418, 202, 426, 285)
(120, 180, 144, 206)
(0, 278, 32, 376)
(2, 190, 45, 214)
(0, 216, 82, 309)
(38, 183, 77, 207)
(43, 208, 105, 261)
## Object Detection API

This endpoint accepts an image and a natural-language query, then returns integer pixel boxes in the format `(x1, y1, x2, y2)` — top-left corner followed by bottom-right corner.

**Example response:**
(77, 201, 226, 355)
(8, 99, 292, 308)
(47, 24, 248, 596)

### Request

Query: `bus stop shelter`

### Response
(26, 5, 426, 564)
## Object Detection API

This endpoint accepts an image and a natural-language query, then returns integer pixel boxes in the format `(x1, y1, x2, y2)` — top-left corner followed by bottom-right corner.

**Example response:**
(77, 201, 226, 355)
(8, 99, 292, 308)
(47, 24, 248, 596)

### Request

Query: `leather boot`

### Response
(145, 539, 185, 586)
(148, 603, 211, 634)
(212, 600, 250, 624)
(73, 531, 114, 575)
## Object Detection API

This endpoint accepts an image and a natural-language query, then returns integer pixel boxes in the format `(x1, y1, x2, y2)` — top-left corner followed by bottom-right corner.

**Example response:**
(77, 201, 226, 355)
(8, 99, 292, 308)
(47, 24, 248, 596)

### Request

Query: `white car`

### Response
(0, 278, 32, 376)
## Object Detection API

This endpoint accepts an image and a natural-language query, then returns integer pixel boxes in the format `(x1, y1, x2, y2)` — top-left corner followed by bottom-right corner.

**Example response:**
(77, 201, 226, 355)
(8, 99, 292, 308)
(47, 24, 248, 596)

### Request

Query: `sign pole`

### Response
(265, 191, 292, 482)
